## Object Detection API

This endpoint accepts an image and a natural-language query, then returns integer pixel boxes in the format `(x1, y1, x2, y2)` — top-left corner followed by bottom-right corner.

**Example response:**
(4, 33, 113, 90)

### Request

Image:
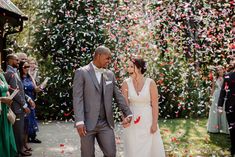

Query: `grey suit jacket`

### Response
(73, 62, 132, 131)
(4, 65, 27, 114)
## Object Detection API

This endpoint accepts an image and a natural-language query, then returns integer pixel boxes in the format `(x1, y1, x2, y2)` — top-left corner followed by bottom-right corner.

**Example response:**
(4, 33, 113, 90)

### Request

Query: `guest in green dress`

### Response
(207, 66, 229, 134)
(0, 72, 18, 157)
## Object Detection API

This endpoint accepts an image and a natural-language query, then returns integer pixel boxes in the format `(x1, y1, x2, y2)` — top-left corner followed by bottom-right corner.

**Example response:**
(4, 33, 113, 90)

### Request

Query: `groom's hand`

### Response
(122, 116, 132, 128)
(76, 124, 87, 137)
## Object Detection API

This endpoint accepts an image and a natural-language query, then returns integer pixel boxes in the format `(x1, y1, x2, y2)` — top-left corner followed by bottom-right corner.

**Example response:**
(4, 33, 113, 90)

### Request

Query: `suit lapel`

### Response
(102, 72, 106, 94)
(87, 63, 100, 92)
(14, 72, 21, 82)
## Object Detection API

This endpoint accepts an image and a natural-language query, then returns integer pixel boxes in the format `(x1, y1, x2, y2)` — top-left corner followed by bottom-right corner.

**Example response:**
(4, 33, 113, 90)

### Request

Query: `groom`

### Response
(73, 46, 132, 157)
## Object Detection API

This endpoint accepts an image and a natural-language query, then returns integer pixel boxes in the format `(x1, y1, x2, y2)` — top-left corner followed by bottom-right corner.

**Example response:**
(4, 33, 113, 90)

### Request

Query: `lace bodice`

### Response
(126, 77, 151, 106)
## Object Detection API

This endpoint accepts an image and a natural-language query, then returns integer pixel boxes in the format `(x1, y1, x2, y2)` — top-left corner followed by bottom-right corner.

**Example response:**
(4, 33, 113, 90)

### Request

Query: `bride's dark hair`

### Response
(131, 56, 147, 74)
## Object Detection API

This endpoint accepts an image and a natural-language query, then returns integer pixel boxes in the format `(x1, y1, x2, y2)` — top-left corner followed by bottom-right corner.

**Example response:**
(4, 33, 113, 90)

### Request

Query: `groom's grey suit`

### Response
(73, 62, 132, 157)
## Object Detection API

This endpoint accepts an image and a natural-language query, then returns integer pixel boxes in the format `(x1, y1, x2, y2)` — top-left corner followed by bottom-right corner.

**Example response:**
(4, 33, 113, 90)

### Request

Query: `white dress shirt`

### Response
(91, 62, 104, 84)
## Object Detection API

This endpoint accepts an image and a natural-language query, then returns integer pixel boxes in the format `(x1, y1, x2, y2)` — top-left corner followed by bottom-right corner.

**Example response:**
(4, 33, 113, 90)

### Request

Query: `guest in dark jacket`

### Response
(4, 54, 32, 157)
(218, 60, 235, 156)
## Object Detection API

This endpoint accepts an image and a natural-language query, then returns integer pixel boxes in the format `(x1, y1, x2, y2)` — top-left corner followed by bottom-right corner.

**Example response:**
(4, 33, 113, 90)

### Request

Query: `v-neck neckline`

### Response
(131, 77, 147, 96)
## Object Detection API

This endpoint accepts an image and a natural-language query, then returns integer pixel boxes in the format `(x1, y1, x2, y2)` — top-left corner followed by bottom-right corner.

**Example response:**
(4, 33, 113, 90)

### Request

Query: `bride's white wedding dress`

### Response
(123, 77, 165, 157)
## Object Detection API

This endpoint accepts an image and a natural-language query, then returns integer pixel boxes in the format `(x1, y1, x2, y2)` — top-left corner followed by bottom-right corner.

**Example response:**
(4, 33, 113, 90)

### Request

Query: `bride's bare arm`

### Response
(150, 79, 159, 133)
(121, 80, 131, 128)
(121, 80, 129, 105)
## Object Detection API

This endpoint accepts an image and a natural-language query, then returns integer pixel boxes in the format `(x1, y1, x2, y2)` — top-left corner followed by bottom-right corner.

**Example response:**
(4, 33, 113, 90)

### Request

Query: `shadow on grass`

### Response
(208, 132, 230, 149)
(159, 118, 201, 140)
(159, 118, 231, 156)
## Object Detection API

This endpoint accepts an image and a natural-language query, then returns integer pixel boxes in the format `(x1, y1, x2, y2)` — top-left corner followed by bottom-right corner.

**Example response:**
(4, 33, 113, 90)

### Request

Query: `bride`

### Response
(121, 56, 165, 157)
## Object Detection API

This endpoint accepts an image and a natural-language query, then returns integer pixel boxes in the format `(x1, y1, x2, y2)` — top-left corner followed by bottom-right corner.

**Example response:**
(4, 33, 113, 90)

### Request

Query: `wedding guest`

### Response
(227, 57, 235, 73)
(19, 61, 42, 144)
(0, 68, 18, 157)
(28, 57, 40, 83)
(218, 60, 235, 156)
(16, 52, 28, 62)
(4, 54, 32, 156)
(207, 65, 229, 134)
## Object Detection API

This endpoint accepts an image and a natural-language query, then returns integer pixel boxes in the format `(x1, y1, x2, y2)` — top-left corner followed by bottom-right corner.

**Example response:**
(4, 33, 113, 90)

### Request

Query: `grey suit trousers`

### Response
(81, 120, 116, 157)
(13, 113, 25, 154)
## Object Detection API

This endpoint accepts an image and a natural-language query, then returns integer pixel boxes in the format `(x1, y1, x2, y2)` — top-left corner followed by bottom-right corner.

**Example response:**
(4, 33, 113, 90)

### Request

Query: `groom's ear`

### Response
(93, 51, 99, 60)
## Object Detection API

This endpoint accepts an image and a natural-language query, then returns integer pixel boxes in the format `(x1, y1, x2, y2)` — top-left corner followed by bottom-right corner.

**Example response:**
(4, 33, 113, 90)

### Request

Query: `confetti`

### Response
(134, 116, 141, 124)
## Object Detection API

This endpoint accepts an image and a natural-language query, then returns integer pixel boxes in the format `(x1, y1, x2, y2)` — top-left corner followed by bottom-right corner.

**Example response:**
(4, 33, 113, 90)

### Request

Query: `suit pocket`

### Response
(105, 82, 113, 87)
(105, 81, 112, 85)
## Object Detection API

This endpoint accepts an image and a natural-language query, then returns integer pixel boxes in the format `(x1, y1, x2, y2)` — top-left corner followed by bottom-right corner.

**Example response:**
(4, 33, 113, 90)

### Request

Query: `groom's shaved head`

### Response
(93, 46, 111, 59)
(93, 46, 112, 68)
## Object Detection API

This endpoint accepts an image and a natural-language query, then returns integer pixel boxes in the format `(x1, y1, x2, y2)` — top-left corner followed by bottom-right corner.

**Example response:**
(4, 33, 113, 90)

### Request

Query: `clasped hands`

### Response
(23, 99, 37, 114)
(122, 116, 132, 128)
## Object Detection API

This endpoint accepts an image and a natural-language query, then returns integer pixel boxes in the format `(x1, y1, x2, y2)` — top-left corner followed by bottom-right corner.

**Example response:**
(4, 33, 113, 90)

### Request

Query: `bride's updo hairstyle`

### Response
(131, 55, 147, 74)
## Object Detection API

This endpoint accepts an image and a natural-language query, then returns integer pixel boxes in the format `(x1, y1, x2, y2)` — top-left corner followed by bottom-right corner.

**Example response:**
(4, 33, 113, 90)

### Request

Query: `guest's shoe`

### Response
(24, 145, 33, 151)
(29, 138, 41, 143)
(20, 151, 32, 156)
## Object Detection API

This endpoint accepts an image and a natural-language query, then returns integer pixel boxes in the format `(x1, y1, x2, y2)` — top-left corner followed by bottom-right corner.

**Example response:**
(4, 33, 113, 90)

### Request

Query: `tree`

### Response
(33, 0, 137, 120)
(33, 0, 112, 120)
(7, 0, 41, 54)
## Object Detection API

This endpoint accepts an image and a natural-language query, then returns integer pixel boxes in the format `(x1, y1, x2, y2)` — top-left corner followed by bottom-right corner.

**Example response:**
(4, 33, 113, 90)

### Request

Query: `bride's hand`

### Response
(150, 124, 158, 134)
(122, 116, 132, 128)
(123, 122, 131, 128)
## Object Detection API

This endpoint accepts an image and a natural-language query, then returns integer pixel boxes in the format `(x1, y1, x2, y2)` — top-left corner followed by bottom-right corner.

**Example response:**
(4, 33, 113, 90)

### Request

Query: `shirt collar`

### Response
(91, 62, 99, 70)
(91, 62, 105, 73)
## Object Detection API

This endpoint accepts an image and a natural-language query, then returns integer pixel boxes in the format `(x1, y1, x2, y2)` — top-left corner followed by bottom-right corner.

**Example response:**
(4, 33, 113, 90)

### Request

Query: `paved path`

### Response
(30, 121, 124, 157)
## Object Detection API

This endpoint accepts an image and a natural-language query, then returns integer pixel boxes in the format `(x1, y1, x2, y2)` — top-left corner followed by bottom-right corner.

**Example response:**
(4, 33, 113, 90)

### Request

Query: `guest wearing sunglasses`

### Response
(19, 61, 42, 154)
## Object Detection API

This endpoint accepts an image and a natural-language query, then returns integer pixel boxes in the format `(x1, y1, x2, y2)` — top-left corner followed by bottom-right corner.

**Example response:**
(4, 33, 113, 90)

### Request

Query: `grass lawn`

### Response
(158, 118, 231, 157)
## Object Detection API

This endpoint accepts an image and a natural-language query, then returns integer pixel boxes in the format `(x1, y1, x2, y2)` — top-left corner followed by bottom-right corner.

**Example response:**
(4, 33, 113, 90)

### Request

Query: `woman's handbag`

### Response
(7, 108, 16, 124)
